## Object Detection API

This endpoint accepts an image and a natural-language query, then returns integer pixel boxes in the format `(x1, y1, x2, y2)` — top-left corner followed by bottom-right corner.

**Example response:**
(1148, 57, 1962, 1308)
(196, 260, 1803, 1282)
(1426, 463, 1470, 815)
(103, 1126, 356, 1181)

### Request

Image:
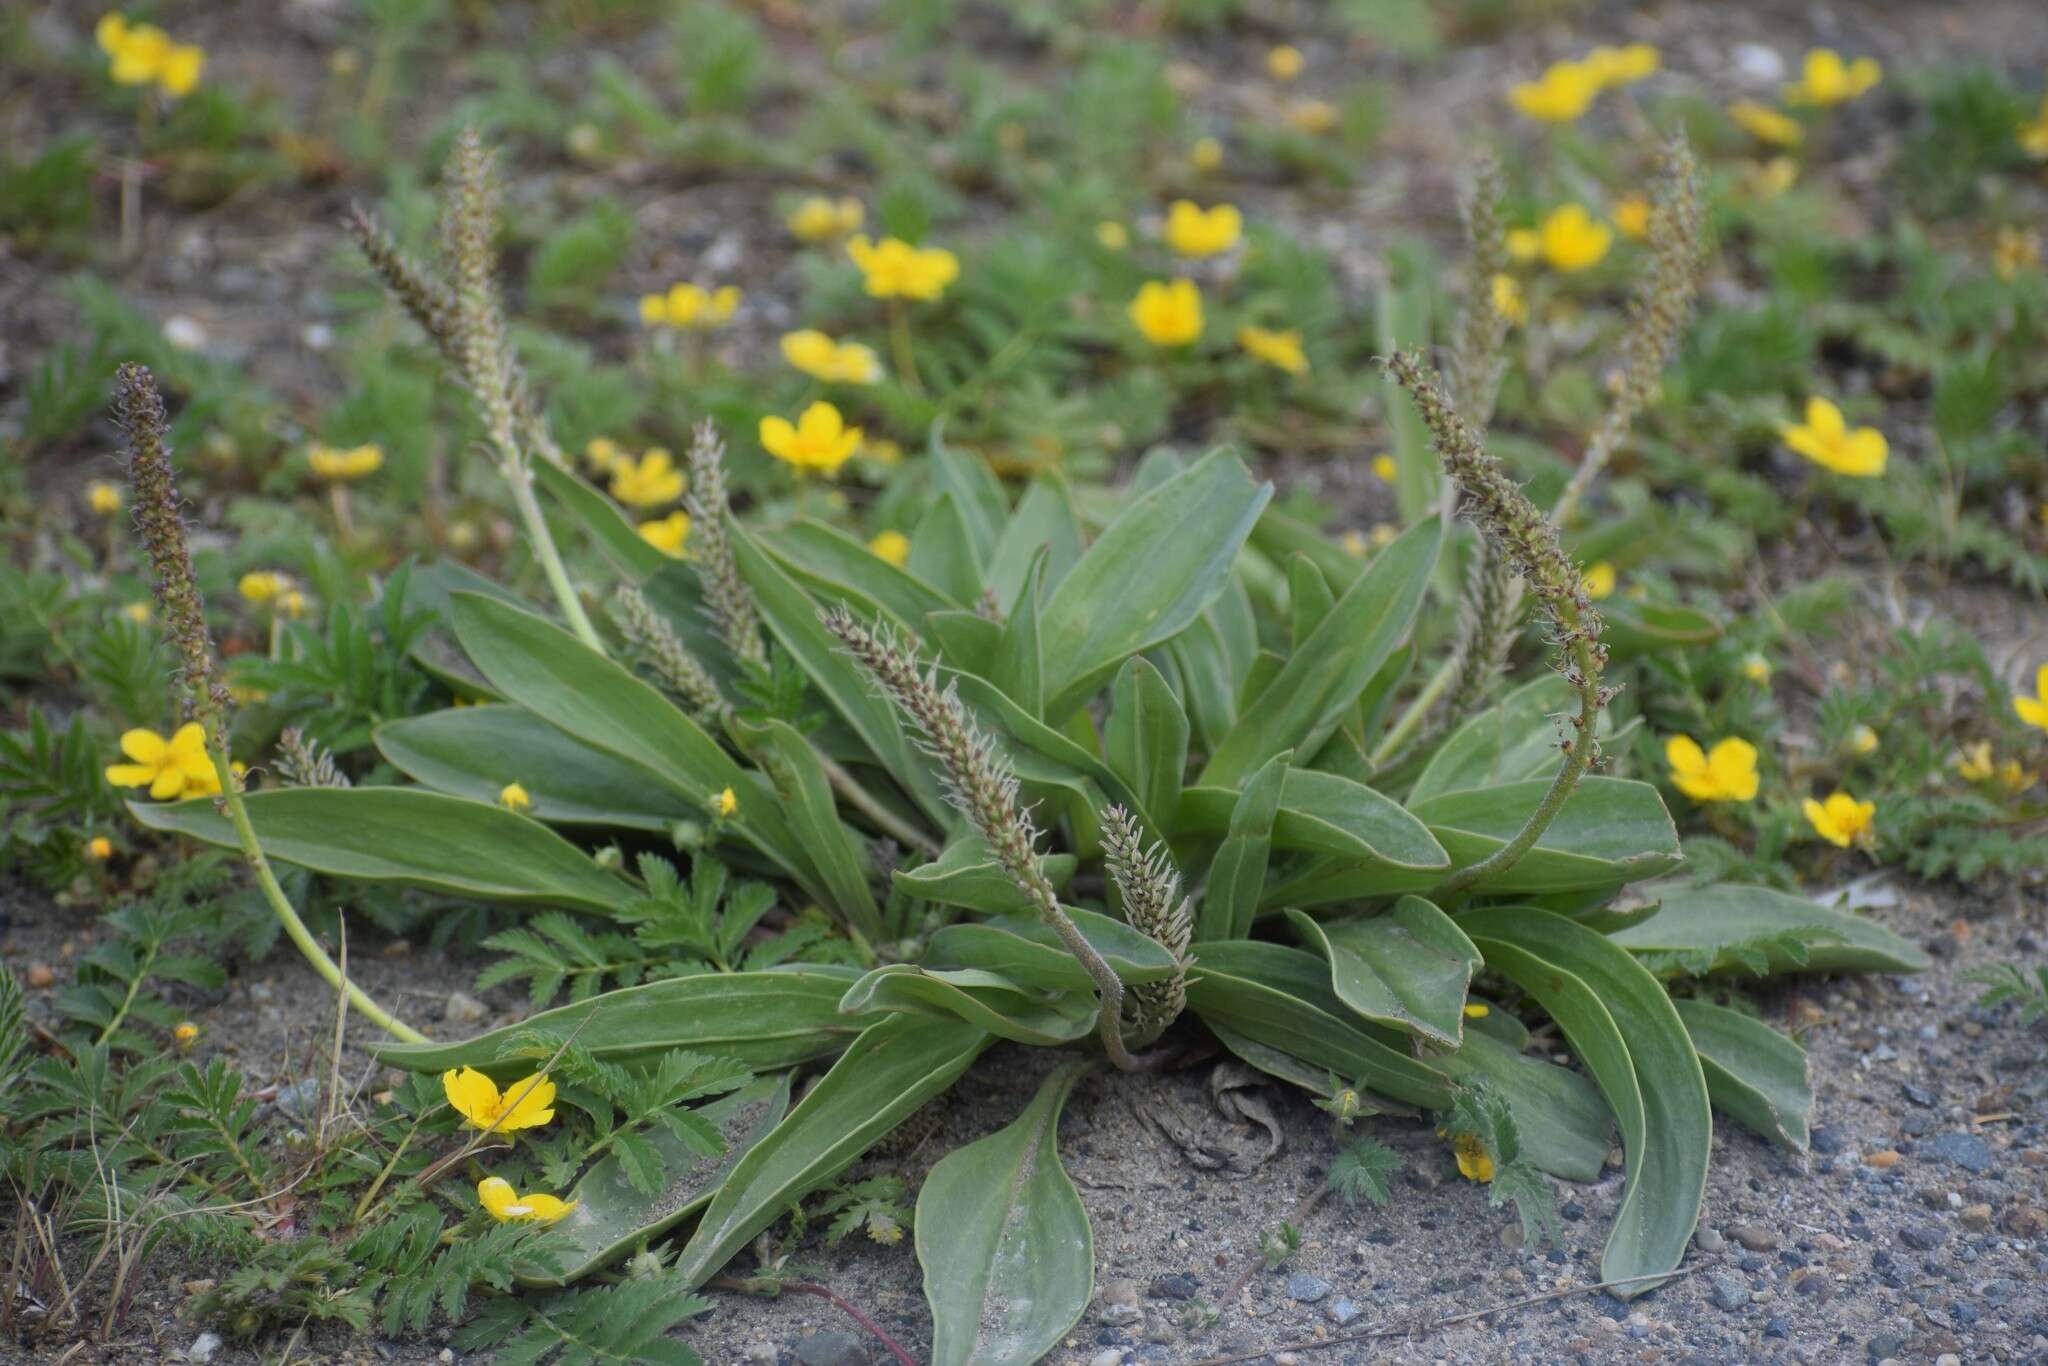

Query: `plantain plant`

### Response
(122, 133, 1925, 1361)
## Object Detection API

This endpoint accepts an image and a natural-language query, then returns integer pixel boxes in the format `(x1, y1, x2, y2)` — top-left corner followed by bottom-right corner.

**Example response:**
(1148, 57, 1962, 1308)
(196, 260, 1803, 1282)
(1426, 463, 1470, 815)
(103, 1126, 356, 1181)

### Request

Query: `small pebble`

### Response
(442, 991, 488, 1024)
(1709, 1273, 1750, 1312)
(1959, 1204, 1992, 1231)
(1088, 1351, 1124, 1366)
(793, 1331, 867, 1366)
(162, 316, 209, 352)
(1324, 1298, 1360, 1326)
(1898, 1224, 1946, 1251)
(1864, 1150, 1901, 1169)
(1729, 1223, 1777, 1252)
(188, 1333, 223, 1364)
(1097, 1280, 1141, 1327)
(1283, 1272, 1331, 1303)
(1926, 1133, 1993, 1173)
(25, 963, 54, 988)
(1694, 1226, 1726, 1254)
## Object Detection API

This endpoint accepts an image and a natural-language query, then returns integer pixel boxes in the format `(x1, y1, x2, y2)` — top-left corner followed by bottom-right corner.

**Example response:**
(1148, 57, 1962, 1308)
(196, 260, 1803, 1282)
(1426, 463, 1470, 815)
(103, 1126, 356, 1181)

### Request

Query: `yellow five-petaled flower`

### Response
(609, 448, 685, 508)
(781, 330, 883, 385)
(868, 529, 911, 567)
(1803, 791, 1875, 848)
(105, 722, 221, 801)
(1128, 280, 1204, 348)
(639, 284, 740, 330)
(1665, 735, 1760, 803)
(1536, 204, 1612, 273)
(97, 14, 204, 98)
(2013, 664, 2048, 732)
(1451, 1133, 1495, 1183)
(1785, 48, 1880, 107)
(1236, 326, 1307, 375)
(307, 443, 384, 482)
(846, 236, 958, 301)
(638, 511, 690, 558)
(1782, 397, 1886, 478)
(761, 401, 862, 474)
(1163, 200, 1242, 257)
(443, 1067, 557, 1132)
(477, 1176, 576, 1224)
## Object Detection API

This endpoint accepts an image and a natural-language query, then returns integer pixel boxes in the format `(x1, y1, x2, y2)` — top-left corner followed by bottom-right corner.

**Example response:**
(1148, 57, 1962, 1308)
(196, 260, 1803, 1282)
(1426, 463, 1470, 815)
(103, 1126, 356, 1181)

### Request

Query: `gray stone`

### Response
(1811, 1126, 1850, 1155)
(1729, 1223, 1778, 1252)
(1098, 1279, 1142, 1326)
(1147, 1273, 1200, 1300)
(1710, 1274, 1751, 1312)
(442, 991, 488, 1024)
(1324, 1298, 1361, 1326)
(1898, 1224, 1947, 1251)
(794, 1332, 868, 1366)
(1284, 1272, 1330, 1303)
(1141, 1312, 1177, 1345)
(742, 1347, 777, 1365)
(1927, 1133, 1993, 1173)
(188, 1333, 223, 1364)
(1695, 1226, 1727, 1255)
(1088, 1352, 1124, 1366)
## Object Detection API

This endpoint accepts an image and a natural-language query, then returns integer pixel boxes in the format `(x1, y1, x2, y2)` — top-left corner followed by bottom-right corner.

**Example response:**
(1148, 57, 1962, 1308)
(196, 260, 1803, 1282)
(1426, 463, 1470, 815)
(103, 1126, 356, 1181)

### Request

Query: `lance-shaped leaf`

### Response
(1194, 752, 1289, 943)
(764, 520, 961, 628)
(1200, 516, 1440, 790)
(990, 552, 1047, 717)
(739, 719, 882, 941)
(131, 789, 625, 914)
(1606, 883, 1929, 975)
(1105, 657, 1190, 825)
(525, 1073, 792, 1287)
(1039, 448, 1271, 717)
(376, 704, 695, 831)
(1285, 897, 1480, 1046)
(1461, 907, 1711, 1299)
(839, 966, 1098, 1047)
(893, 835, 1077, 918)
(909, 495, 986, 606)
(1412, 777, 1682, 894)
(532, 456, 667, 581)
(1178, 769, 1448, 872)
(924, 910, 1180, 993)
(918, 1062, 1093, 1366)
(1674, 999, 1812, 1150)
(986, 475, 1084, 615)
(672, 1015, 989, 1288)
(1407, 675, 1586, 805)
(372, 966, 875, 1073)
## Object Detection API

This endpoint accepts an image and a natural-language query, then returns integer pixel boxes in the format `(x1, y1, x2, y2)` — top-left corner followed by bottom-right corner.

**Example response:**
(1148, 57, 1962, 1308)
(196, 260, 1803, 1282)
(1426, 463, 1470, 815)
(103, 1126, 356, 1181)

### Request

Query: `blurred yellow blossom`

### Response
(105, 723, 219, 800)
(1266, 45, 1303, 81)
(847, 236, 958, 301)
(1490, 272, 1527, 324)
(869, 530, 911, 567)
(1665, 735, 1760, 803)
(715, 787, 738, 816)
(499, 782, 531, 811)
(1462, 1002, 1489, 1019)
(1611, 194, 1651, 240)
(1803, 791, 1875, 847)
(238, 570, 290, 604)
(787, 195, 863, 242)
(1369, 524, 1397, 549)
(1452, 1133, 1495, 1183)
(478, 1176, 575, 1224)
(638, 511, 690, 558)
(1747, 156, 1799, 200)
(1782, 397, 1885, 477)
(1340, 530, 1368, 557)
(1583, 561, 1616, 599)
(1786, 48, 1880, 107)
(865, 438, 903, 466)
(173, 1021, 199, 1046)
(307, 443, 383, 482)
(1237, 325, 1307, 375)
(1370, 454, 1398, 483)
(1728, 100, 1804, 147)
(1583, 44, 1659, 89)
(1504, 228, 1539, 263)
(1848, 724, 1878, 755)
(1286, 99, 1338, 134)
(1993, 226, 2041, 280)
(609, 448, 685, 507)
(87, 835, 114, 861)
(1954, 741, 1996, 783)
(761, 401, 862, 474)
(640, 284, 740, 330)
(1998, 759, 2034, 794)
(97, 14, 204, 97)
(1508, 60, 1600, 123)
(583, 437, 623, 473)
(1741, 653, 1772, 684)
(1190, 136, 1224, 171)
(1537, 204, 1612, 273)
(781, 330, 882, 385)
(1095, 221, 1129, 251)
(88, 480, 124, 515)
(121, 602, 151, 625)
(281, 589, 307, 619)
(2014, 664, 2048, 732)
(2023, 95, 2048, 158)
(1164, 200, 1243, 257)
(1128, 280, 1204, 347)
(443, 1067, 555, 1131)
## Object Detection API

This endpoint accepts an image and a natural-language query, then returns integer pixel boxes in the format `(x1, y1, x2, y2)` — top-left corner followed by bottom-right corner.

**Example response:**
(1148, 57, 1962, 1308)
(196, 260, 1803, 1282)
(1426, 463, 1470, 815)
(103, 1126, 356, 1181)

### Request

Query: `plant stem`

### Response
(1369, 653, 1459, 768)
(887, 300, 922, 393)
(205, 732, 426, 1043)
(503, 458, 604, 653)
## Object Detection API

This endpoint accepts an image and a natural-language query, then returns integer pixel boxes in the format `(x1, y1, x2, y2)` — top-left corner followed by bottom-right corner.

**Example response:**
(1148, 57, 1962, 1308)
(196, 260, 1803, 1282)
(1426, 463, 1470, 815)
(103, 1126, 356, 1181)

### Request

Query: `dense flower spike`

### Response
(609, 585, 727, 721)
(442, 1067, 556, 1131)
(681, 422, 768, 670)
(1100, 805, 1191, 1048)
(1665, 736, 1760, 802)
(1782, 398, 1887, 477)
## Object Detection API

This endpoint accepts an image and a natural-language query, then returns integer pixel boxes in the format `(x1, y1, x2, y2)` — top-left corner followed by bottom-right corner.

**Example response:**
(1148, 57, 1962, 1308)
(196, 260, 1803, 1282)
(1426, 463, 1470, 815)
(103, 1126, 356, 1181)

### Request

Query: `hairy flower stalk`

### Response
(345, 129, 602, 654)
(682, 421, 769, 670)
(1382, 352, 1611, 899)
(609, 585, 728, 722)
(111, 366, 423, 1042)
(1100, 806, 1190, 1047)
(823, 607, 1155, 1071)
(1450, 152, 1512, 427)
(275, 728, 351, 788)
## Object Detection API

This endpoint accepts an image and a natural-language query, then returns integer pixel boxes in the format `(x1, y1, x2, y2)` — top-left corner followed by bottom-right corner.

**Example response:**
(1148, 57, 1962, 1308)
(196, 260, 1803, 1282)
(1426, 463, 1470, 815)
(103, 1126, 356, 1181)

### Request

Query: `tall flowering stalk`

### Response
(823, 607, 1157, 1071)
(111, 365, 424, 1042)
(680, 421, 768, 671)
(1099, 806, 1190, 1048)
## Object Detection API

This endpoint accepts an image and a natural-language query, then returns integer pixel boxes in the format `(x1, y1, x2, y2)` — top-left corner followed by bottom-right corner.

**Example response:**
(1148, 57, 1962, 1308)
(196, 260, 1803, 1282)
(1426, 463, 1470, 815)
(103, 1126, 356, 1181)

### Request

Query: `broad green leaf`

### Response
(528, 1073, 791, 1287)
(1674, 999, 1811, 1151)
(909, 495, 985, 605)
(531, 456, 666, 581)
(672, 1015, 989, 1288)
(1607, 884, 1930, 974)
(1185, 942, 1452, 1109)
(924, 909, 1180, 993)
(893, 835, 1077, 917)
(1039, 448, 1272, 717)
(742, 720, 882, 940)
(131, 789, 624, 914)
(727, 521, 953, 827)
(1412, 777, 1682, 893)
(1407, 676, 1582, 805)
(839, 966, 1096, 1046)
(926, 609, 1000, 677)
(1462, 907, 1711, 1298)
(1201, 516, 1441, 789)
(1164, 610, 1239, 751)
(1237, 650, 1287, 715)
(986, 475, 1084, 614)
(1105, 657, 1189, 825)
(1288, 553, 1337, 649)
(375, 705, 693, 831)
(447, 592, 818, 896)
(919, 1062, 1093, 1366)
(764, 521, 961, 627)
(928, 425, 1008, 566)
(400, 558, 526, 699)
(1179, 769, 1448, 872)
(947, 672, 1157, 834)
(373, 966, 874, 1073)
(1436, 1031, 1610, 1183)
(1195, 752, 1289, 943)
(1285, 897, 1480, 1046)
(1206, 1022, 1381, 1103)
(990, 552, 1046, 717)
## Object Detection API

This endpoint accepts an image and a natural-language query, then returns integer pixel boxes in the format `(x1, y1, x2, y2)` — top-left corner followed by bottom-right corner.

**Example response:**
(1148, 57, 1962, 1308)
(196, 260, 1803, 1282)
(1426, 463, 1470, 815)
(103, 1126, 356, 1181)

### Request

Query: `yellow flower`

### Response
(1583, 43, 1659, 89)
(584, 437, 622, 473)
(1095, 221, 1129, 250)
(868, 529, 911, 567)
(2014, 664, 2048, 732)
(1286, 99, 1338, 135)
(638, 511, 690, 558)
(787, 195, 863, 243)
(1782, 397, 1886, 478)
(173, 1021, 199, 1047)
(1266, 45, 1303, 81)
(281, 590, 308, 619)
(307, 443, 384, 482)
(87, 480, 124, 515)
(715, 786, 738, 816)
(1370, 454, 1398, 483)
(1847, 724, 1878, 756)
(1611, 194, 1651, 240)
(105, 722, 220, 800)
(1462, 1002, 1489, 1019)
(1664, 735, 1761, 803)
(1741, 653, 1772, 685)
(443, 1068, 556, 1132)
(2023, 95, 2048, 159)
(1583, 561, 1616, 599)
(1747, 156, 1799, 200)
(477, 1176, 575, 1224)
(1190, 136, 1224, 172)
(1340, 530, 1368, 557)
(1803, 791, 1875, 848)
(1728, 100, 1804, 147)
(780, 330, 883, 384)
(1128, 280, 1204, 347)
(1997, 760, 2034, 794)
(99, 16, 203, 98)
(1508, 60, 1601, 123)
(121, 601, 151, 625)
(1369, 523, 1397, 549)
(499, 782, 532, 811)
(1504, 228, 1539, 262)
(1164, 200, 1243, 257)
(1993, 226, 2042, 281)
(1490, 272, 1527, 324)
(1537, 204, 1612, 273)
(640, 284, 741, 329)
(1236, 325, 1307, 375)
(609, 448, 685, 507)
(846, 236, 958, 301)
(87, 835, 114, 861)
(1954, 741, 1996, 783)
(238, 570, 289, 604)
(1786, 48, 1880, 107)
(1452, 1133, 1495, 1183)
(156, 41, 203, 97)
(760, 401, 862, 474)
